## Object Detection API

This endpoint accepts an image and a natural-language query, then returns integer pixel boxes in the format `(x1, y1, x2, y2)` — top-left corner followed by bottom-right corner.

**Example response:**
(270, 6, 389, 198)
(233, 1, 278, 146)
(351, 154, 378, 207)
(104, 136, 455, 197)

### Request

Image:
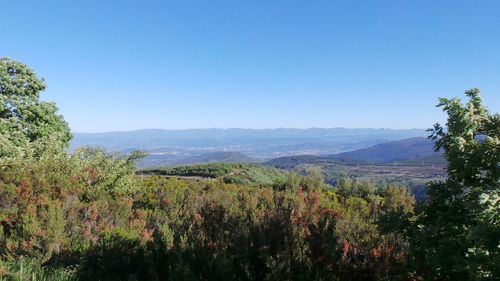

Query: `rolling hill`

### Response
(383, 154, 446, 166)
(137, 151, 259, 168)
(138, 162, 291, 186)
(330, 137, 439, 163)
(264, 155, 370, 170)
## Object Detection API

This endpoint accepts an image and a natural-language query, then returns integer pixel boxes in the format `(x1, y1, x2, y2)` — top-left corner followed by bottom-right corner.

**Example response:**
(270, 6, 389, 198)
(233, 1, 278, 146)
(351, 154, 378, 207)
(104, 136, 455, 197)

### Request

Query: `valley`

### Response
(133, 137, 447, 201)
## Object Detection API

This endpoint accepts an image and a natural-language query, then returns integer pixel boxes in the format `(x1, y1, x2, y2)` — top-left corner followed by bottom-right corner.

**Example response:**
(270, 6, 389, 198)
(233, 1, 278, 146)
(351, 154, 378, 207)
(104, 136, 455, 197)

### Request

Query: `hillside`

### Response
(331, 137, 439, 163)
(263, 151, 446, 202)
(138, 162, 291, 186)
(137, 151, 259, 168)
(264, 155, 369, 170)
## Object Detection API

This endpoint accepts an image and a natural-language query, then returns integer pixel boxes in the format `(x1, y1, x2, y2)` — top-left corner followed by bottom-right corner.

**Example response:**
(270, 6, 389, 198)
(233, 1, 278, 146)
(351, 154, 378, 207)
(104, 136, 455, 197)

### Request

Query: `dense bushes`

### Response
(407, 90, 499, 280)
(0, 144, 415, 281)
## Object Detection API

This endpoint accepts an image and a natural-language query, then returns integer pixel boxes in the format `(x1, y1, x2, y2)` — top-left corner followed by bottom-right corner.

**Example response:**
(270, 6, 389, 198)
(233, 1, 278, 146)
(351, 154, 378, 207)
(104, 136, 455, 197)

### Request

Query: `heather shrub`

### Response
(0, 142, 416, 280)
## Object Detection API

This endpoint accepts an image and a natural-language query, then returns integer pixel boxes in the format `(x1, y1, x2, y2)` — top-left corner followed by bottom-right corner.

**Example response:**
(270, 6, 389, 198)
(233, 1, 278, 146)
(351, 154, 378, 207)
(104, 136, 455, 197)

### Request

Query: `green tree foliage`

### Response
(141, 162, 253, 178)
(0, 57, 71, 155)
(411, 89, 499, 280)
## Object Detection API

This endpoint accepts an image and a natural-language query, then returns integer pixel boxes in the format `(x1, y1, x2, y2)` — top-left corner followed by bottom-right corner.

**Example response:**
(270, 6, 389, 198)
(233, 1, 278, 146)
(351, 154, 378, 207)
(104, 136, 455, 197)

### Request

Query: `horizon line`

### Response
(72, 127, 429, 134)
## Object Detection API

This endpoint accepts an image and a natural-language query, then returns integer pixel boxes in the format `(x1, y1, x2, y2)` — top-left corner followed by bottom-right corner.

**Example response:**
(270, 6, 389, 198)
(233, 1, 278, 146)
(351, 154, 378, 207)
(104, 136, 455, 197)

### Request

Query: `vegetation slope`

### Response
(138, 162, 292, 187)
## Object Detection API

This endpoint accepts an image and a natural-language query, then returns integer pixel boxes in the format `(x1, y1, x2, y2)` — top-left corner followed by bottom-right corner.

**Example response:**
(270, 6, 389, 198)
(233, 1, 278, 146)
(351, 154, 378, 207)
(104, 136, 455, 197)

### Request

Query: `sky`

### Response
(1, 0, 499, 133)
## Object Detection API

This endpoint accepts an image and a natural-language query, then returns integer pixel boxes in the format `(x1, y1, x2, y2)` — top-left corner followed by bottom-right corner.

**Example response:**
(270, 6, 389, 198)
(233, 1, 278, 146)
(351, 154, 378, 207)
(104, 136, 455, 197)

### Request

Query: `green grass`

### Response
(0, 258, 76, 281)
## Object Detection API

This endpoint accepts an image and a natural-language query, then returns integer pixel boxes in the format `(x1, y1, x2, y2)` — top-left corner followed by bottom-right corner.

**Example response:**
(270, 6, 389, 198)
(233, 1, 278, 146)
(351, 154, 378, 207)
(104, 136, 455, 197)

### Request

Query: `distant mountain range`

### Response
(262, 137, 445, 171)
(330, 137, 440, 163)
(71, 128, 428, 160)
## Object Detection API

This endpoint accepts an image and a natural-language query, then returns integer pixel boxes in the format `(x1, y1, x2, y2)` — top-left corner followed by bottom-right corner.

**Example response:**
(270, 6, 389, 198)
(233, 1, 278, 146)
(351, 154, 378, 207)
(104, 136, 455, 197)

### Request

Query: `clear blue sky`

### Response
(1, 0, 499, 132)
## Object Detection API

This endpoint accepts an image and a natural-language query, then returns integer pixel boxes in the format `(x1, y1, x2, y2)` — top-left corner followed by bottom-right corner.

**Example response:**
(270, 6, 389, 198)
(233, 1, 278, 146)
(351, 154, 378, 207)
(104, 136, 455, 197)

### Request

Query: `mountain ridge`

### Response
(330, 137, 439, 163)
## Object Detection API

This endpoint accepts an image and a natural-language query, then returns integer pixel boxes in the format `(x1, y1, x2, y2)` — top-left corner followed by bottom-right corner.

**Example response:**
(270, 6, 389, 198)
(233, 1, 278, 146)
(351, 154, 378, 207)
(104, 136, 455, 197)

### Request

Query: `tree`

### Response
(0, 57, 71, 153)
(411, 89, 499, 280)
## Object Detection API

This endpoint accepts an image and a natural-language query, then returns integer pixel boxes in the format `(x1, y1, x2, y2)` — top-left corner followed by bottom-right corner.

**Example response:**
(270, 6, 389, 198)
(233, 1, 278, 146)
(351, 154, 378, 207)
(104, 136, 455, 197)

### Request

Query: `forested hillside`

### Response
(1, 59, 498, 281)
(264, 155, 369, 169)
(139, 162, 291, 186)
